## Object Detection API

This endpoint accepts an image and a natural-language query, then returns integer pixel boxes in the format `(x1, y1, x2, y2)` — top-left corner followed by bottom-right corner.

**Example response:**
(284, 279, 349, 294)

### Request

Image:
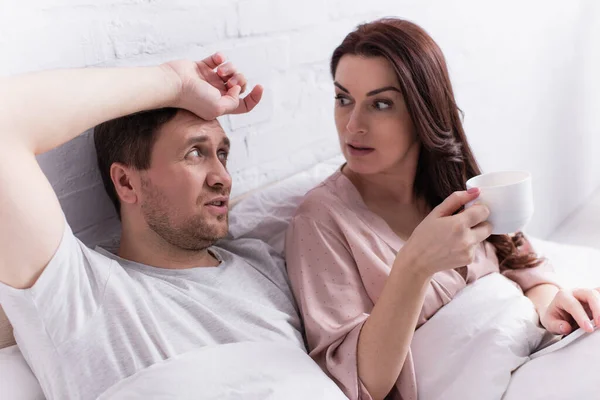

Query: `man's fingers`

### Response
(212, 84, 242, 118)
(217, 63, 248, 93)
(232, 85, 263, 114)
(200, 52, 225, 70)
(215, 84, 263, 117)
(226, 73, 247, 93)
(217, 62, 237, 78)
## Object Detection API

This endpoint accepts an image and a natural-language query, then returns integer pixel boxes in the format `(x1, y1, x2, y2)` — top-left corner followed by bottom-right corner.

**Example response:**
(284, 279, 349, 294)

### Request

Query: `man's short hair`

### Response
(93, 108, 179, 218)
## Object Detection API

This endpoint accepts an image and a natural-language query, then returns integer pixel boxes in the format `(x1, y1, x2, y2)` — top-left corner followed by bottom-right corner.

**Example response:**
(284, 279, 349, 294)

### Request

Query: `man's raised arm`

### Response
(0, 54, 262, 288)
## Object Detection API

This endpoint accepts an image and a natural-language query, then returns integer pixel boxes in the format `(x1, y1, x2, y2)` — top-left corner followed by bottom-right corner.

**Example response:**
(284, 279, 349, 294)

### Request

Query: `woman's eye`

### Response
(335, 95, 352, 106)
(374, 101, 391, 110)
(218, 151, 228, 161)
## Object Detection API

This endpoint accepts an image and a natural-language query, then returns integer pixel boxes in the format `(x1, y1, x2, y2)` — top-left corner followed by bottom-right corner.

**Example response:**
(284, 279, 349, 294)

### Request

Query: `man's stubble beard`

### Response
(140, 177, 228, 251)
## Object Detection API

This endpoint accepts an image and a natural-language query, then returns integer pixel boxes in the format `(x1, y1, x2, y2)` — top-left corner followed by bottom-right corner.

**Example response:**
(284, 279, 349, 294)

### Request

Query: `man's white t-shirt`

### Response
(0, 222, 305, 399)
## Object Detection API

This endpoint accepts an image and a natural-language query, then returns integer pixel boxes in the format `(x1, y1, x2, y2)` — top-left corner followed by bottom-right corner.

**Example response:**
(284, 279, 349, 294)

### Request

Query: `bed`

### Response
(1, 155, 599, 399)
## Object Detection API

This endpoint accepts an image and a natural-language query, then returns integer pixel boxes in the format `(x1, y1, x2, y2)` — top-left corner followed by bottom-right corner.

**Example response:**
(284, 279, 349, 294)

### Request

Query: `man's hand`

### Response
(161, 53, 264, 120)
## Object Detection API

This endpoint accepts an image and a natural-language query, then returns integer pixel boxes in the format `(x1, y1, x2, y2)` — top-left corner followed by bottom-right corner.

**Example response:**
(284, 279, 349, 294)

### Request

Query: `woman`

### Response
(285, 18, 600, 400)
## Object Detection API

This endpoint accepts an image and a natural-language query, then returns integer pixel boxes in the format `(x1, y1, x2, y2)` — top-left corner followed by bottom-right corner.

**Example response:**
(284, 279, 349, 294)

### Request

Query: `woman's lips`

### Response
(347, 143, 375, 156)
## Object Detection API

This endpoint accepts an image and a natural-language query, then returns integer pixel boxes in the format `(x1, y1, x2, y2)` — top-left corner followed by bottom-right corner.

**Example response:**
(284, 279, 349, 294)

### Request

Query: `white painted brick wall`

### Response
(0, 0, 599, 241)
(237, 0, 330, 36)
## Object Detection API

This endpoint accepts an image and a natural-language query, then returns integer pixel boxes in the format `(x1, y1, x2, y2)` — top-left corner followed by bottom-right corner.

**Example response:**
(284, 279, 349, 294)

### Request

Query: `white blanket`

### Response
(96, 342, 347, 400)
(2, 244, 600, 399)
(412, 273, 543, 400)
(412, 247, 600, 400)
(503, 328, 600, 399)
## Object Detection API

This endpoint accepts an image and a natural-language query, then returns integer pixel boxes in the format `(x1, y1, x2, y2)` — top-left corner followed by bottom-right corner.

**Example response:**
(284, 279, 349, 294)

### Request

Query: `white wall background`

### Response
(0, 0, 598, 242)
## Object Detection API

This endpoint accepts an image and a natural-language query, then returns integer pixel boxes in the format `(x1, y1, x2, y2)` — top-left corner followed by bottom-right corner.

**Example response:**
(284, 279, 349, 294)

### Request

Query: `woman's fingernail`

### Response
(559, 322, 566, 333)
(467, 187, 479, 194)
(586, 321, 594, 331)
(229, 78, 238, 86)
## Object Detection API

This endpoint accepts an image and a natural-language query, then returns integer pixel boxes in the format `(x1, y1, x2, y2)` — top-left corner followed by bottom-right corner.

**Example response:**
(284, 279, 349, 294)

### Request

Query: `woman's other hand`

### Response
(541, 288, 600, 335)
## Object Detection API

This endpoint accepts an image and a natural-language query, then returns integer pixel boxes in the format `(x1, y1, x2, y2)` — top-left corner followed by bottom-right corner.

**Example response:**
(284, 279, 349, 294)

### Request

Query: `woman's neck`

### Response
(343, 142, 421, 206)
(345, 166, 416, 205)
(341, 145, 430, 239)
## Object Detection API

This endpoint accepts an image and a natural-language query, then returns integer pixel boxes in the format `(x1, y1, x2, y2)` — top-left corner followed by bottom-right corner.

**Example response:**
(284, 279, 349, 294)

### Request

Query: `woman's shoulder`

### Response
(293, 170, 356, 223)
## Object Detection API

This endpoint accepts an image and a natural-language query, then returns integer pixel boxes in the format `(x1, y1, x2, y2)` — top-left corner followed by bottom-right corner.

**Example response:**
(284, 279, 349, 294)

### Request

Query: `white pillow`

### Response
(529, 237, 600, 288)
(411, 273, 546, 400)
(0, 346, 44, 399)
(228, 155, 344, 254)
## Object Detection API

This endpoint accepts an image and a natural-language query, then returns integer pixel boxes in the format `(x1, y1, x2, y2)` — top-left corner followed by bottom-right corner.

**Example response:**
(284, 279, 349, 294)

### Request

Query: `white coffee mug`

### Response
(465, 171, 534, 235)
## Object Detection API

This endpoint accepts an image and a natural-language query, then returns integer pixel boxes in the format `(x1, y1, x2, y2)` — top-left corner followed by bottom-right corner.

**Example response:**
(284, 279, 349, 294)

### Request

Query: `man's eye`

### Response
(187, 148, 201, 158)
(218, 151, 228, 161)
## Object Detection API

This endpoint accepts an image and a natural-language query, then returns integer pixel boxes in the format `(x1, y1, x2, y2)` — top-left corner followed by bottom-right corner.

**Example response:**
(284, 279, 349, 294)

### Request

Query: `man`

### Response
(0, 54, 327, 399)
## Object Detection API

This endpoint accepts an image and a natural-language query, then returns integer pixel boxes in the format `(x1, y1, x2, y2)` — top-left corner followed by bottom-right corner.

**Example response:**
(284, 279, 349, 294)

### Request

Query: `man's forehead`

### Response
(159, 110, 228, 146)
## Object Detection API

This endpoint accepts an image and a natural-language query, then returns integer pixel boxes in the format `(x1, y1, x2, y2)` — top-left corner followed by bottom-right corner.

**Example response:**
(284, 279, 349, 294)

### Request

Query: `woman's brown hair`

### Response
(331, 18, 542, 270)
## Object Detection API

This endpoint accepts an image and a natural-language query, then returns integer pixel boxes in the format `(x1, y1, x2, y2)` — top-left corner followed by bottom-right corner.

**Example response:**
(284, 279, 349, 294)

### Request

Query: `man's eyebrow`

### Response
(182, 135, 230, 150)
(183, 135, 209, 149)
(221, 137, 230, 149)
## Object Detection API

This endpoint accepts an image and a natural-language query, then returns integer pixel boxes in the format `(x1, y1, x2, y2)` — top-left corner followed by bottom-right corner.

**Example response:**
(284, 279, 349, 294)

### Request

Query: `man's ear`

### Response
(110, 163, 140, 206)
